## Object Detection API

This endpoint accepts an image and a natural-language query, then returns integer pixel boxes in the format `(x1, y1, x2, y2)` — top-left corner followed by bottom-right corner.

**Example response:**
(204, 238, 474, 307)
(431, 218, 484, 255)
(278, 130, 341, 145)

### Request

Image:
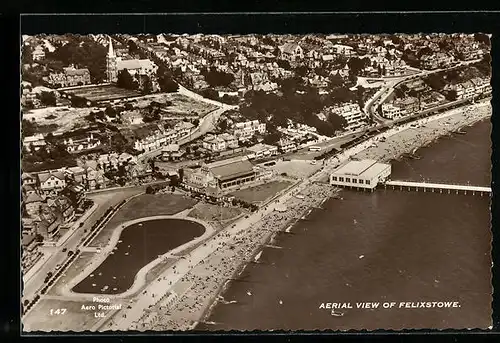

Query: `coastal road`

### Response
(105, 97, 489, 331)
(364, 59, 484, 124)
(22, 187, 145, 305)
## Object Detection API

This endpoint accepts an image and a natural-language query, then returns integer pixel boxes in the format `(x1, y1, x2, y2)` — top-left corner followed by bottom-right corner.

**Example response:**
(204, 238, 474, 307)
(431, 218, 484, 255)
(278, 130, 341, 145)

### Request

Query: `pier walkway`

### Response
(383, 180, 491, 195)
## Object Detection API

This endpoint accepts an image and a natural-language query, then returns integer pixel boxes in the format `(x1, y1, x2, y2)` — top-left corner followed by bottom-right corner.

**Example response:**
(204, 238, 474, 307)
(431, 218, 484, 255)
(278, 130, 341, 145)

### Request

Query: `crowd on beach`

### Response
(355, 101, 491, 163)
(127, 182, 338, 331)
(104, 101, 491, 332)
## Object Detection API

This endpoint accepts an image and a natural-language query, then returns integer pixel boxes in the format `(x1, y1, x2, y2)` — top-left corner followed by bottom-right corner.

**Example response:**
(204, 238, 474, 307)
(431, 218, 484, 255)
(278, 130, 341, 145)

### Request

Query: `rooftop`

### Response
(209, 159, 255, 181)
(333, 159, 390, 179)
(247, 143, 277, 153)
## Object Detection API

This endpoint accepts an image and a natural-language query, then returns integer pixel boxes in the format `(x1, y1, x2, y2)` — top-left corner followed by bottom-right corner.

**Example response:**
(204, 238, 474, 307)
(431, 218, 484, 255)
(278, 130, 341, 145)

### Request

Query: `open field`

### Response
(271, 160, 323, 179)
(88, 193, 197, 247)
(46, 252, 96, 296)
(229, 180, 293, 204)
(131, 93, 218, 118)
(22, 106, 94, 134)
(65, 85, 140, 102)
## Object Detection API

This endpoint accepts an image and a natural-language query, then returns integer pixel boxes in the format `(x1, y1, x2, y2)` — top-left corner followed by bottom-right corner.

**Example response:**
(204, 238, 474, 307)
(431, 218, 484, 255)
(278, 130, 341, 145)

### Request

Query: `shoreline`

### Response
(190, 101, 491, 331)
(195, 187, 339, 328)
(90, 100, 492, 332)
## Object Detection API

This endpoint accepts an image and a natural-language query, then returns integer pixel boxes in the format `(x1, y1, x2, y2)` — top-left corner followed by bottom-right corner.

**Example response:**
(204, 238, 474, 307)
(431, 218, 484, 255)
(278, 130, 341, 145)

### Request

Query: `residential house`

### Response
(32, 45, 45, 61)
(60, 184, 86, 209)
(38, 170, 66, 195)
(277, 139, 298, 153)
(203, 135, 227, 152)
(24, 192, 45, 217)
(36, 211, 62, 241)
(329, 103, 366, 131)
(394, 97, 420, 114)
(23, 134, 46, 152)
(246, 143, 279, 160)
(381, 103, 407, 120)
(46, 66, 91, 88)
(64, 133, 102, 153)
(420, 52, 454, 70)
(161, 144, 184, 161)
(233, 120, 266, 141)
(280, 43, 304, 62)
(65, 166, 87, 183)
(22, 172, 38, 188)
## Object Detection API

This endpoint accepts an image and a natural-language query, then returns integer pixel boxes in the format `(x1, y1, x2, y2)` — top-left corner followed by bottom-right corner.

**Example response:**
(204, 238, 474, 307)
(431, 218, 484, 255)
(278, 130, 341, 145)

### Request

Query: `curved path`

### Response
(61, 215, 215, 300)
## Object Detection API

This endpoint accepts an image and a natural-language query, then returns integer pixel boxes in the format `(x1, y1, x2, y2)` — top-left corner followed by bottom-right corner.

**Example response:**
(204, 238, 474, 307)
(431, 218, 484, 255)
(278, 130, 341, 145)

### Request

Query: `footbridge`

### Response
(383, 180, 491, 196)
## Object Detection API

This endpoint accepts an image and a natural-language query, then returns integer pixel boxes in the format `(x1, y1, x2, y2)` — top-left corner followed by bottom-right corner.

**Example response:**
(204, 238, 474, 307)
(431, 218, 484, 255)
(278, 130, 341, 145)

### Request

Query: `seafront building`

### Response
(330, 159, 391, 190)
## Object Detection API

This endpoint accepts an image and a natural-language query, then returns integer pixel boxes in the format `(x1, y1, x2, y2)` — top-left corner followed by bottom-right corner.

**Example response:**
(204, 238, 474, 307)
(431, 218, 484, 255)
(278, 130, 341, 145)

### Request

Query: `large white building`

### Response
(232, 120, 266, 140)
(329, 103, 366, 131)
(330, 159, 391, 190)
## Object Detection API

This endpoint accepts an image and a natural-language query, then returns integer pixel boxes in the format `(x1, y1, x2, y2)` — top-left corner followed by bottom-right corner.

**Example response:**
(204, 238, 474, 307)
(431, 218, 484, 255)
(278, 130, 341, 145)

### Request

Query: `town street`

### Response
(137, 85, 238, 163)
(22, 187, 145, 306)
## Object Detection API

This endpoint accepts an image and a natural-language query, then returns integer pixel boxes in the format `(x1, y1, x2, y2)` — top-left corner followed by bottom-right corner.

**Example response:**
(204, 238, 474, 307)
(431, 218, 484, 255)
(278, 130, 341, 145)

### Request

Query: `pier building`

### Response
(329, 159, 391, 190)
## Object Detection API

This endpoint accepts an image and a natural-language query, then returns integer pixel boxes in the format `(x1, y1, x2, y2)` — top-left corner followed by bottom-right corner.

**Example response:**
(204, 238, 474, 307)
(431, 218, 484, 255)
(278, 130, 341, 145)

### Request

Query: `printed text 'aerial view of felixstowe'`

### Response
(21, 32, 492, 332)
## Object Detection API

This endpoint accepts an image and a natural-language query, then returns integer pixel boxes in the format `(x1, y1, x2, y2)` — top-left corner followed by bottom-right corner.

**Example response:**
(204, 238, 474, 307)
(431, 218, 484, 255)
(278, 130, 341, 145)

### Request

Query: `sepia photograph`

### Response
(20, 29, 492, 332)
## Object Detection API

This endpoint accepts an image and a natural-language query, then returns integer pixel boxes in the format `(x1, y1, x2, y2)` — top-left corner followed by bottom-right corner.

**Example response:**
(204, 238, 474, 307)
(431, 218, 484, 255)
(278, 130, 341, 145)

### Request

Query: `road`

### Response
(363, 59, 483, 124)
(22, 187, 146, 304)
(137, 85, 238, 164)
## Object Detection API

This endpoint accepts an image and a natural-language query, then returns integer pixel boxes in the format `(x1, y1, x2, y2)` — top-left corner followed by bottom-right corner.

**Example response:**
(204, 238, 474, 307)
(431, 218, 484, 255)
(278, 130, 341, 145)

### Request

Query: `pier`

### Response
(383, 180, 491, 196)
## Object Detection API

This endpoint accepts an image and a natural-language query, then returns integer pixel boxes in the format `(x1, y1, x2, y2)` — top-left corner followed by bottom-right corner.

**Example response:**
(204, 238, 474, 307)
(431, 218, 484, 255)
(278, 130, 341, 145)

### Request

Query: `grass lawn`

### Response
(229, 180, 293, 204)
(88, 193, 197, 247)
(47, 252, 96, 296)
(187, 203, 244, 223)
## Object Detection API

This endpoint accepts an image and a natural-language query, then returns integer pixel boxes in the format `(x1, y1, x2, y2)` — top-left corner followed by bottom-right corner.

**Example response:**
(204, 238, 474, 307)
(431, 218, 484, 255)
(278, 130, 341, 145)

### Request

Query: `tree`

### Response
(218, 118, 228, 131)
(22, 119, 37, 137)
(128, 40, 139, 55)
(116, 69, 137, 90)
(142, 75, 153, 95)
(70, 95, 88, 108)
(178, 168, 184, 183)
(328, 113, 348, 131)
(145, 185, 154, 194)
(445, 89, 457, 101)
(39, 91, 57, 107)
(328, 73, 344, 89)
(347, 57, 365, 76)
(474, 33, 491, 46)
(159, 76, 179, 93)
(22, 45, 34, 65)
(202, 68, 235, 87)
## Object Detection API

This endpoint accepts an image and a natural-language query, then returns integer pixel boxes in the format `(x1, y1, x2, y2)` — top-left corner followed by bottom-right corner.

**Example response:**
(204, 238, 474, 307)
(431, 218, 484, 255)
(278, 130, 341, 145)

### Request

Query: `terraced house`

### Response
(46, 66, 91, 88)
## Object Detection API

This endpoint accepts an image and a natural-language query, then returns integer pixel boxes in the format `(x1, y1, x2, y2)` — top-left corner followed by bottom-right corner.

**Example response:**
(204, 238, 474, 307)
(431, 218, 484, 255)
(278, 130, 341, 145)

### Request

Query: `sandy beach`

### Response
(355, 100, 491, 163)
(97, 99, 491, 331)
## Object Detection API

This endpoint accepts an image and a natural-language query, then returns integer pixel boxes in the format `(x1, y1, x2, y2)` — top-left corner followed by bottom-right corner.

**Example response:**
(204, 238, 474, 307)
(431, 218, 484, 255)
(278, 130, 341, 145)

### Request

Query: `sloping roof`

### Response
(38, 171, 65, 183)
(25, 192, 43, 204)
(64, 67, 89, 76)
(22, 234, 36, 247)
(209, 159, 255, 181)
(282, 43, 300, 55)
(247, 143, 277, 153)
(22, 172, 35, 181)
(162, 144, 180, 152)
(117, 59, 155, 71)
